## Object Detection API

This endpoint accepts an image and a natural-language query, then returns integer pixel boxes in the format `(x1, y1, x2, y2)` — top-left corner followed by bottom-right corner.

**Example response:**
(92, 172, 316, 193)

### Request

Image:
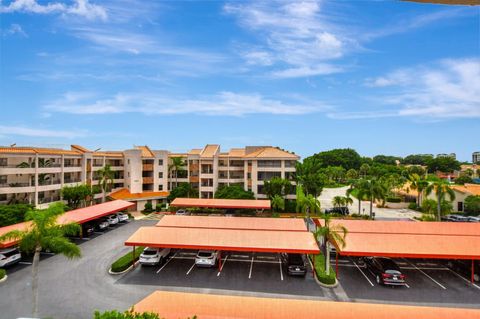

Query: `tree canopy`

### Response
(372, 155, 402, 165)
(308, 148, 362, 170)
(263, 177, 292, 198)
(167, 183, 198, 202)
(464, 195, 480, 215)
(214, 185, 255, 199)
(0, 204, 34, 227)
(403, 154, 434, 165)
(426, 157, 461, 173)
(61, 184, 93, 209)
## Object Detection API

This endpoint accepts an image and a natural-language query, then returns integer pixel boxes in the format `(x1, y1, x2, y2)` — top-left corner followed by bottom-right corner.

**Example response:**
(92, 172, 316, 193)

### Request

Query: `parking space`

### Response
(119, 249, 323, 297)
(332, 256, 480, 306)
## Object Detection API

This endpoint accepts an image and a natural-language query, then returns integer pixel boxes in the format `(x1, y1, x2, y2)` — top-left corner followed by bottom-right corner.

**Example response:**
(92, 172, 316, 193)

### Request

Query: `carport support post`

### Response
(472, 259, 475, 284)
(335, 253, 339, 279)
(132, 246, 136, 269)
(218, 251, 222, 271)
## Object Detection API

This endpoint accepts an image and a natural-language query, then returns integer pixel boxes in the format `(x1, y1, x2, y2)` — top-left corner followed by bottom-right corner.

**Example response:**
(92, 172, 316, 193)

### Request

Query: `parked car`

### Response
(467, 216, 480, 222)
(0, 247, 22, 268)
(176, 209, 189, 216)
(363, 257, 406, 286)
(82, 223, 95, 237)
(280, 253, 307, 276)
(116, 212, 129, 222)
(195, 250, 218, 267)
(106, 214, 119, 225)
(325, 207, 350, 215)
(444, 214, 469, 222)
(446, 259, 479, 282)
(95, 219, 109, 231)
(139, 247, 171, 266)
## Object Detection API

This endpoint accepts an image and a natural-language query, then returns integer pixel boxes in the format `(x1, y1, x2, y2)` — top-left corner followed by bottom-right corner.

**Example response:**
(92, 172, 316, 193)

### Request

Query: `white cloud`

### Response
(0, 0, 107, 21)
(0, 125, 86, 138)
(225, 0, 349, 78)
(331, 58, 480, 120)
(2, 23, 27, 37)
(44, 91, 331, 116)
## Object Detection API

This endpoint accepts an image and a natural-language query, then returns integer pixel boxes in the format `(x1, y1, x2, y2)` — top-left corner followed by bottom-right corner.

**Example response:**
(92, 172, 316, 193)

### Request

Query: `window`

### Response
(128, 172, 130, 177)
(257, 171, 281, 181)
(158, 184, 163, 191)
(258, 160, 281, 168)
(0, 194, 7, 201)
(158, 159, 163, 166)
(127, 159, 130, 165)
(0, 175, 7, 185)
(158, 172, 163, 178)
(0, 158, 7, 167)
(247, 172, 251, 179)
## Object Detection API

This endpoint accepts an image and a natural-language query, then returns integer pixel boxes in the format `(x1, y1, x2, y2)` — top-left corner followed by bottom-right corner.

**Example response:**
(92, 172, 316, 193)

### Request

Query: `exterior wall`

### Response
(123, 149, 143, 193)
(425, 190, 470, 212)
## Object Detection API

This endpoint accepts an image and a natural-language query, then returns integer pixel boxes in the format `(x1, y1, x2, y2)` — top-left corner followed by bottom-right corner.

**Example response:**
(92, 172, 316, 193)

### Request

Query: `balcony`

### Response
(189, 176, 199, 183)
(64, 179, 82, 184)
(39, 179, 61, 186)
(189, 164, 199, 171)
(0, 182, 32, 187)
(143, 177, 154, 184)
(39, 196, 61, 204)
(143, 164, 154, 171)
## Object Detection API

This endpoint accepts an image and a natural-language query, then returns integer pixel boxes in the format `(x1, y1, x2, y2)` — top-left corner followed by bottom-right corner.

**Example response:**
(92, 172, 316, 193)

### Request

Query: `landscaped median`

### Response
(0, 269, 6, 283)
(310, 254, 337, 287)
(110, 247, 145, 274)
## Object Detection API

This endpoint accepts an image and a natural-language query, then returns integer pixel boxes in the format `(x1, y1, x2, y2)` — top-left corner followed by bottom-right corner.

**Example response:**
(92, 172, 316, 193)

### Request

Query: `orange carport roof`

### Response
(0, 200, 134, 248)
(156, 215, 307, 231)
(170, 198, 271, 210)
(125, 226, 319, 254)
(133, 290, 480, 319)
(315, 219, 480, 236)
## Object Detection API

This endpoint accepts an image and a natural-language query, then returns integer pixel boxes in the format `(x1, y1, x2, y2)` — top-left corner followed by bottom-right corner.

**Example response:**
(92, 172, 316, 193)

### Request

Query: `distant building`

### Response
(473, 152, 480, 164)
(436, 153, 456, 160)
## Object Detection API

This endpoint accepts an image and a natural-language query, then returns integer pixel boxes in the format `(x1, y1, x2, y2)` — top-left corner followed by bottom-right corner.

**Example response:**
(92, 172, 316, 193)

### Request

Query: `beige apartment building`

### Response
(0, 144, 299, 210)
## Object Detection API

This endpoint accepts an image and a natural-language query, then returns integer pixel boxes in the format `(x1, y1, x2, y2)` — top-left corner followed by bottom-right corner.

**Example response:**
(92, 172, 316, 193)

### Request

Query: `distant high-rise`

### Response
(473, 152, 480, 164)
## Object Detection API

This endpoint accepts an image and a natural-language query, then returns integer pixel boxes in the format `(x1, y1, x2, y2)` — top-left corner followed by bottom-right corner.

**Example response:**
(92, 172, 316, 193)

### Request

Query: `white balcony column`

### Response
(34, 154, 39, 207)
(60, 154, 65, 200)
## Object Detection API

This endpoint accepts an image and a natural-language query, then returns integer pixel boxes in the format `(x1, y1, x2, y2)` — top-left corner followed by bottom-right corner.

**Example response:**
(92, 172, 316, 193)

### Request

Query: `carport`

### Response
(170, 197, 271, 210)
(314, 219, 480, 283)
(0, 199, 134, 248)
(125, 225, 319, 271)
(156, 215, 307, 231)
(133, 290, 480, 319)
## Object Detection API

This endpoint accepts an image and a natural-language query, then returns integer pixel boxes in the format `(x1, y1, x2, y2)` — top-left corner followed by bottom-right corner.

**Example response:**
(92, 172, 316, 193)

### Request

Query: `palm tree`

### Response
(314, 215, 347, 276)
(347, 179, 368, 215)
(97, 164, 115, 203)
(0, 203, 81, 318)
(332, 196, 344, 209)
(168, 157, 185, 189)
(296, 186, 320, 218)
(271, 194, 285, 213)
(359, 164, 370, 178)
(343, 196, 353, 214)
(425, 179, 456, 221)
(351, 178, 386, 218)
(408, 173, 429, 206)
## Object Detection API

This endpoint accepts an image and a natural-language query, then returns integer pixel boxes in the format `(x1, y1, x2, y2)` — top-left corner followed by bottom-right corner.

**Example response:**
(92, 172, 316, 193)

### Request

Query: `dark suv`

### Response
(325, 207, 350, 215)
(363, 257, 406, 286)
(281, 253, 307, 276)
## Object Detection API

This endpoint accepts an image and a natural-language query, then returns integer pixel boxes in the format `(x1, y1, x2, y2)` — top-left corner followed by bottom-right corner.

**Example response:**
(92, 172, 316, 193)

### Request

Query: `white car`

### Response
(176, 209, 189, 216)
(139, 247, 171, 266)
(195, 250, 219, 268)
(96, 219, 109, 230)
(467, 216, 480, 222)
(0, 247, 21, 268)
(106, 214, 119, 225)
(116, 212, 129, 222)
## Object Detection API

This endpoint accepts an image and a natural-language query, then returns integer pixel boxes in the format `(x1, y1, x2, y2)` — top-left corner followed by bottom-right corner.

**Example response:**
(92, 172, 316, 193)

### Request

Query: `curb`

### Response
(308, 257, 339, 288)
(0, 275, 7, 283)
(108, 261, 139, 275)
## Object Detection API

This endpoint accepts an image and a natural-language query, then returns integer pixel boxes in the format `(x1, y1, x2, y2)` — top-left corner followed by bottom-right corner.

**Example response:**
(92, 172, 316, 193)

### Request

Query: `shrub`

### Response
(310, 254, 336, 285)
(0, 269, 5, 280)
(155, 203, 162, 212)
(408, 202, 419, 211)
(94, 309, 160, 319)
(143, 202, 153, 213)
(386, 197, 401, 203)
(465, 195, 480, 215)
(111, 247, 144, 273)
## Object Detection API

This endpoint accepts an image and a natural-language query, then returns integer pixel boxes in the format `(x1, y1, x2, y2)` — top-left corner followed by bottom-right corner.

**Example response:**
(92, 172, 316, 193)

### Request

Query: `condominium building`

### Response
(0, 144, 299, 210)
(473, 152, 480, 164)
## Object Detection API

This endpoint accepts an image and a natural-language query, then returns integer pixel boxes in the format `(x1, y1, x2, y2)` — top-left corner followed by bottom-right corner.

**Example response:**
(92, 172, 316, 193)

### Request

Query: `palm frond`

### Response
(0, 229, 25, 242)
(41, 237, 81, 259)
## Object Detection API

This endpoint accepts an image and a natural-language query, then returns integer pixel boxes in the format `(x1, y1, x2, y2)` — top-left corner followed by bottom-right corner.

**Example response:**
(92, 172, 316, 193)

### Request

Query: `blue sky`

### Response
(0, 0, 479, 161)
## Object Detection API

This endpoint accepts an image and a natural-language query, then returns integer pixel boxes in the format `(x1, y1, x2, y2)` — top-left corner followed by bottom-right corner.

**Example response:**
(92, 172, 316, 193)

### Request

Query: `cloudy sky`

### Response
(1, 0, 479, 160)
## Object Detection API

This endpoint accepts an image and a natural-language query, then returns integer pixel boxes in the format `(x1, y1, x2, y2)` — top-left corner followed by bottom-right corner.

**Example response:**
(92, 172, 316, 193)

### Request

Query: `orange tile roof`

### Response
(168, 153, 188, 158)
(109, 188, 169, 201)
(135, 145, 154, 158)
(452, 183, 480, 196)
(0, 146, 81, 156)
(93, 151, 124, 158)
(229, 148, 246, 157)
(70, 144, 90, 153)
(134, 291, 480, 319)
(157, 215, 307, 232)
(244, 146, 299, 159)
(200, 144, 220, 158)
(171, 198, 271, 209)
(125, 226, 320, 254)
(188, 149, 202, 155)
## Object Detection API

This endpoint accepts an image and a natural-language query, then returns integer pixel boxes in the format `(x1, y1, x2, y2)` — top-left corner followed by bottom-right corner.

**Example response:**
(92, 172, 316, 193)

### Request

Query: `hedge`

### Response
(111, 247, 145, 273)
(310, 254, 336, 285)
(0, 269, 5, 280)
(386, 197, 402, 203)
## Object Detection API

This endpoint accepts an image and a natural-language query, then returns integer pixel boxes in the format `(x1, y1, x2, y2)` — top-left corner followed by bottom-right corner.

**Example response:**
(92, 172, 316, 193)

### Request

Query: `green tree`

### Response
(271, 194, 285, 213)
(97, 164, 115, 203)
(359, 164, 370, 178)
(263, 177, 292, 199)
(425, 179, 456, 221)
(403, 154, 434, 165)
(352, 178, 386, 218)
(295, 158, 326, 197)
(167, 183, 198, 202)
(94, 309, 198, 319)
(0, 203, 81, 317)
(168, 157, 186, 189)
(296, 185, 320, 218)
(214, 185, 255, 199)
(309, 148, 362, 170)
(373, 155, 402, 165)
(0, 204, 34, 227)
(61, 184, 93, 209)
(408, 173, 429, 206)
(407, 165, 426, 177)
(324, 166, 346, 184)
(345, 169, 358, 180)
(426, 157, 461, 173)
(455, 174, 473, 185)
(464, 195, 480, 215)
(314, 215, 347, 276)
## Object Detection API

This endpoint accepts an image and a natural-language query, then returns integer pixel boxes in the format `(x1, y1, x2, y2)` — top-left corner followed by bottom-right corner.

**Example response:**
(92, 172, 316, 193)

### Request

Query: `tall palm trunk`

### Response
(32, 246, 41, 317)
(437, 193, 442, 221)
(370, 196, 373, 219)
(358, 198, 361, 215)
(325, 241, 331, 276)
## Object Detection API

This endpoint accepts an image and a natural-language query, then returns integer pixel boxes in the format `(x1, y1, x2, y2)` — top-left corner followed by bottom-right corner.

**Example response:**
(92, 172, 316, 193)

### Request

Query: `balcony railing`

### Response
(64, 163, 81, 167)
(0, 182, 33, 187)
(201, 170, 213, 174)
(39, 179, 61, 186)
(64, 179, 82, 184)
(39, 196, 61, 204)
(143, 177, 154, 184)
(143, 164, 154, 171)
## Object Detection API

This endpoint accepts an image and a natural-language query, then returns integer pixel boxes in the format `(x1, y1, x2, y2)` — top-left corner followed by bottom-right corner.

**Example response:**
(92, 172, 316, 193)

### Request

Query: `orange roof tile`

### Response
(71, 144, 90, 153)
(0, 146, 81, 156)
(171, 198, 271, 209)
(452, 183, 480, 196)
(93, 151, 124, 158)
(168, 153, 188, 158)
(244, 147, 299, 159)
(229, 148, 246, 157)
(135, 145, 154, 158)
(134, 291, 480, 319)
(188, 149, 202, 155)
(109, 188, 169, 201)
(200, 144, 220, 158)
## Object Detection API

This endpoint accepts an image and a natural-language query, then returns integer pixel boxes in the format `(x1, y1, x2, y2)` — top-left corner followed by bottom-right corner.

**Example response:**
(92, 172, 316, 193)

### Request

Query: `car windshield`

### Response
(143, 249, 157, 255)
(379, 259, 400, 271)
(1, 249, 19, 257)
(385, 270, 402, 275)
(287, 254, 304, 264)
(197, 251, 213, 258)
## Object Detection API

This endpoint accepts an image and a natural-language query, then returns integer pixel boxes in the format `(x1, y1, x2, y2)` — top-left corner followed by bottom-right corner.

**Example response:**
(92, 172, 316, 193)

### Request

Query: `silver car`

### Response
(106, 214, 119, 225)
(139, 247, 171, 266)
(195, 250, 218, 267)
(0, 247, 21, 268)
(116, 212, 129, 222)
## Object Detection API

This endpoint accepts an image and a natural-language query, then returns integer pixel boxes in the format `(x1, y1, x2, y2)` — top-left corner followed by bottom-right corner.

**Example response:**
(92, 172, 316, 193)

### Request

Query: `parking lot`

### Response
(119, 249, 322, 297)
(332, 255, 480, 307)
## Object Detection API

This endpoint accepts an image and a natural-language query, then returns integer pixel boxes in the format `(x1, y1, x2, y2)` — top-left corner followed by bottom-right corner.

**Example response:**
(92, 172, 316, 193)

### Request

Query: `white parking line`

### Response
(278, 257, 284, 281)
(351, 259, 374, 287)
(231, 254, 249, 258)
(156, 252, 178, 273)
(186, 262, 196, 275)
(171, 256, 195, 260)
(404, 259, 446, 290)
(217, 255, 229, 277)
(400, 267, 449, 271)
(179, 252, 197, 256)
(248, 257, 254, 279)
(258, 256, 276, 260)
(449, 269, 480, 290)
(19, 261, 32, 265)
